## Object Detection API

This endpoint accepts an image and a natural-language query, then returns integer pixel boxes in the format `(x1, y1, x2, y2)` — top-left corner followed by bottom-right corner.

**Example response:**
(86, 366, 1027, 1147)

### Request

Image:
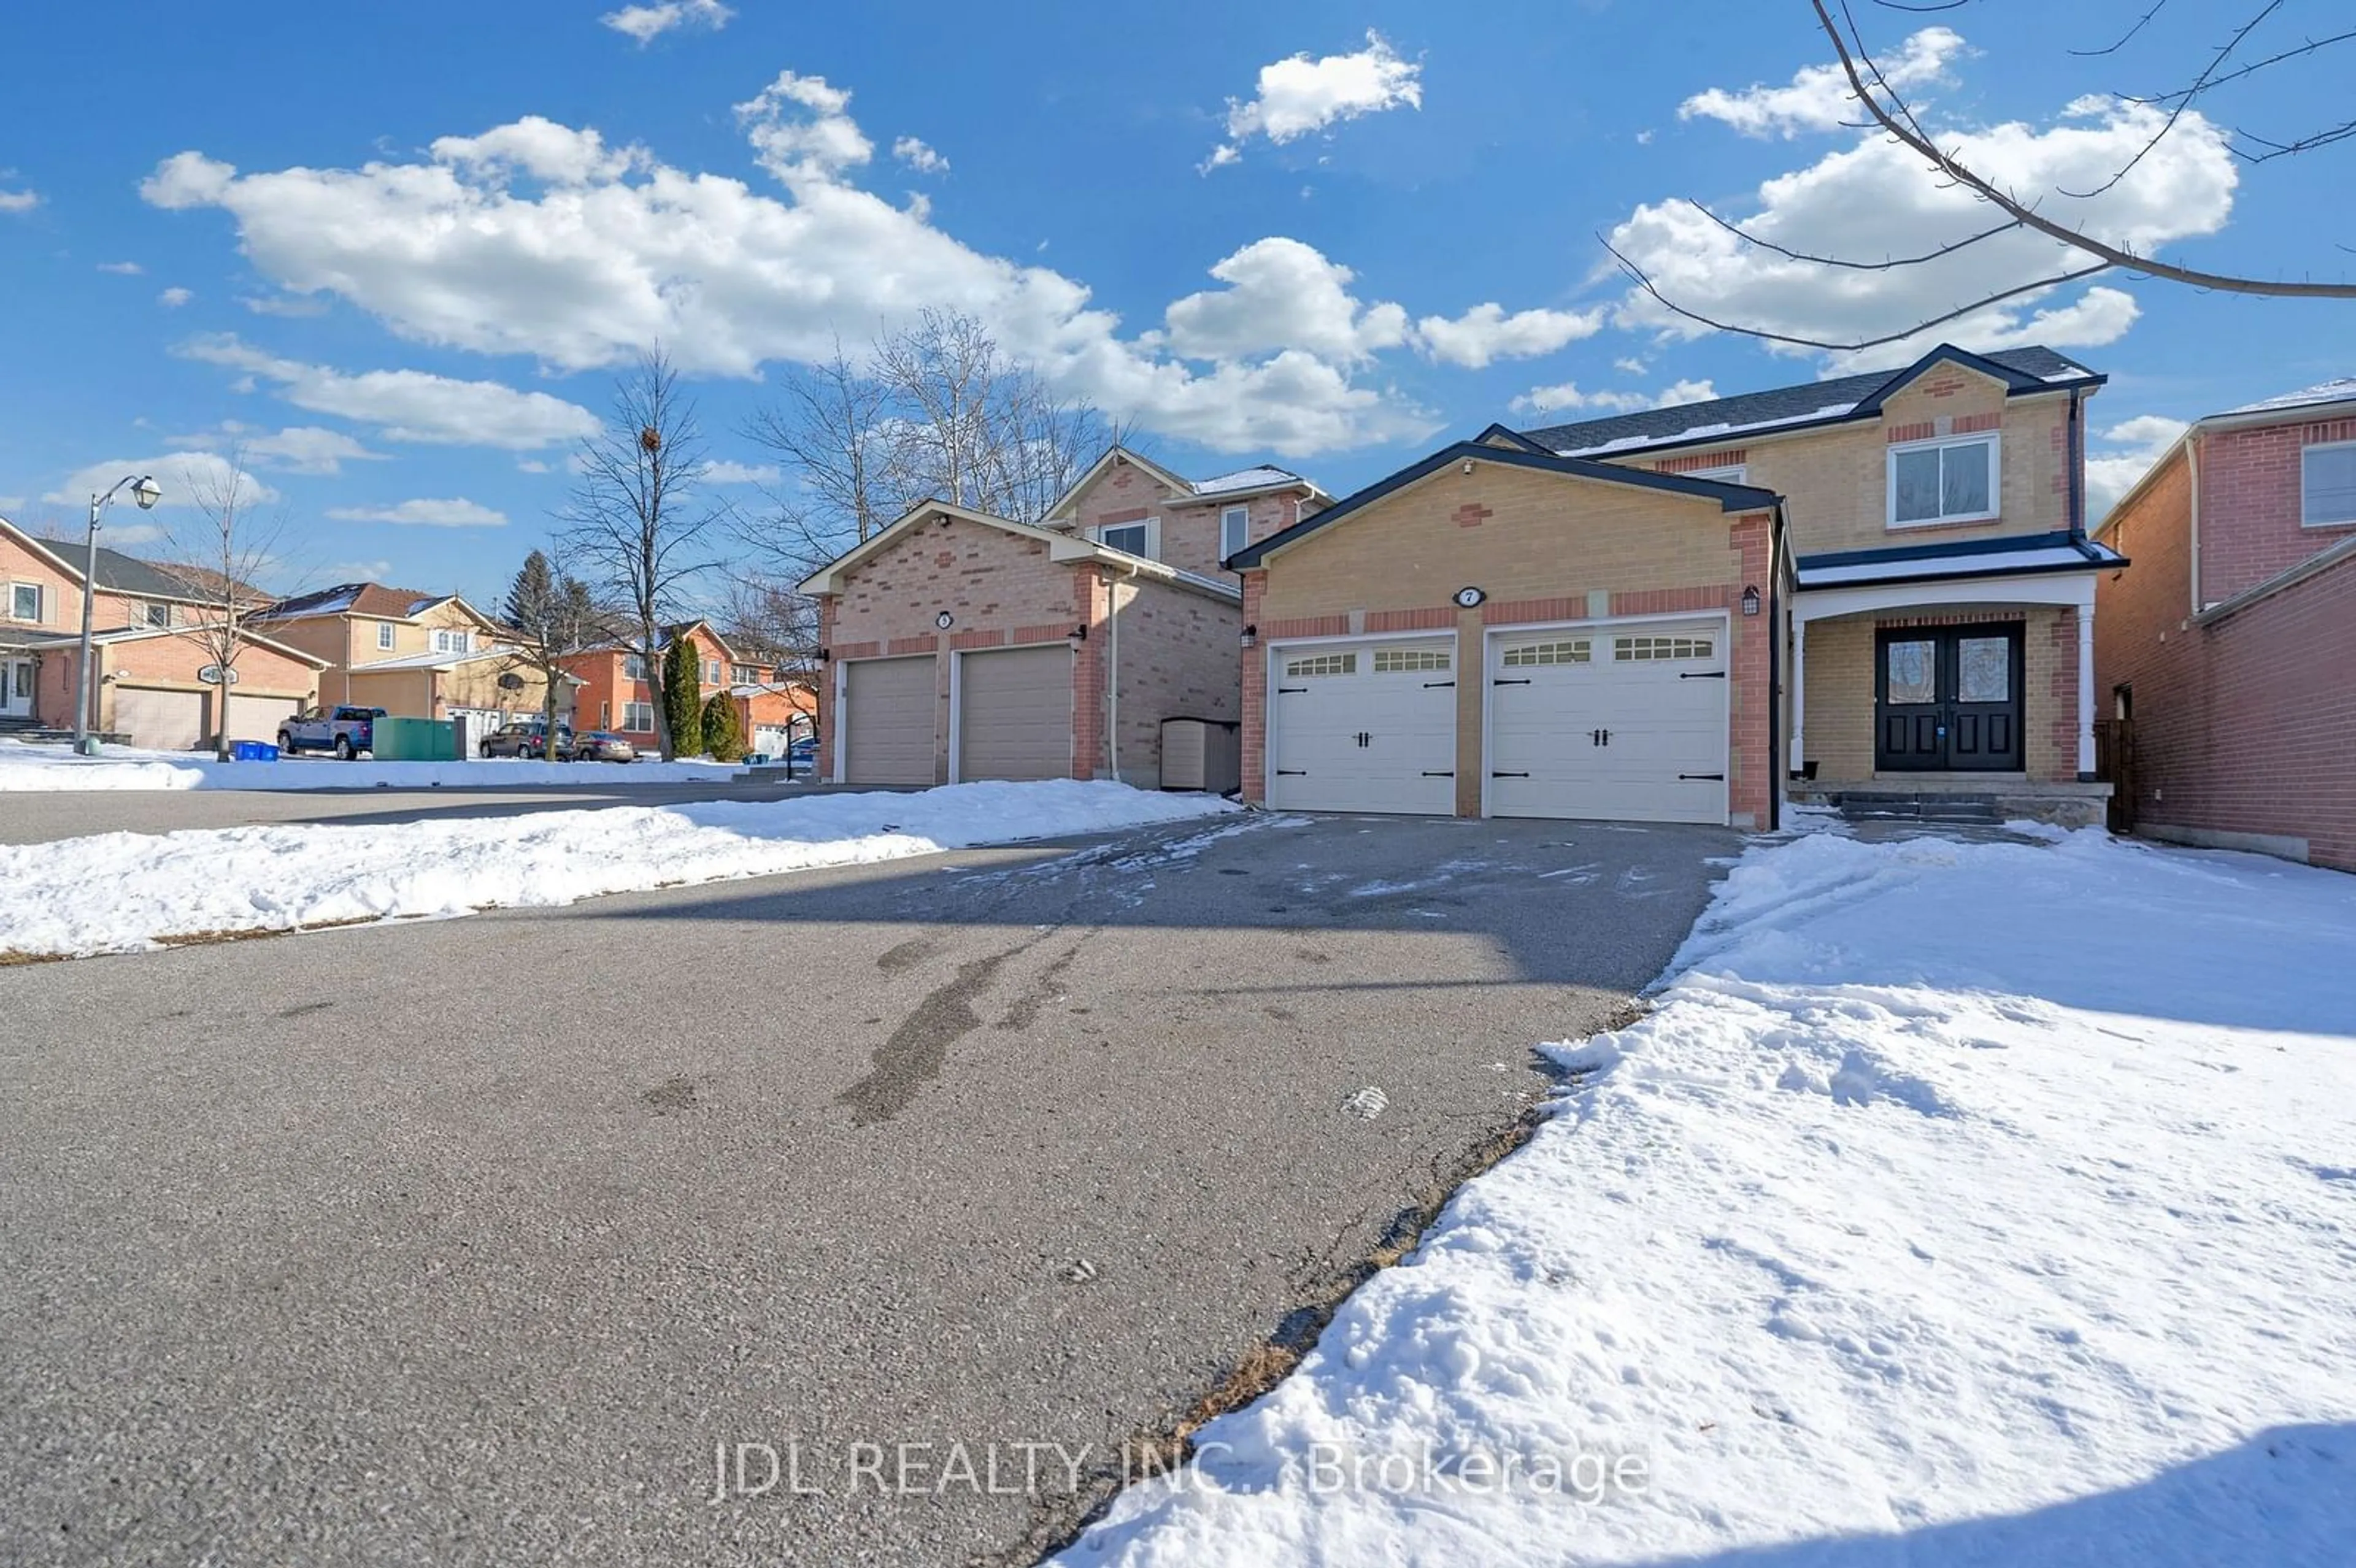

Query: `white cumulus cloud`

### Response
(177, 335, 599, 450)
(1680, 26, 1965, 139)
(1508, 378, 1717, 418)
(1206, 31, 1422, 171)
(1613, 33, 2238, 371)
(2088, 413, 2190, 521)
(892, 137, 949, 175)
(702, 459, 781, 485)
(600, 0, 731, 45)
(158, 286, 194, 308)
(48, 452, 280, 510)
(98, 260, 144, 275)
(1161, 237, 1408, 366)
(1415, 302, 1605, 369)
(326, 498, 509, 528)
(0, 188, 39, 214)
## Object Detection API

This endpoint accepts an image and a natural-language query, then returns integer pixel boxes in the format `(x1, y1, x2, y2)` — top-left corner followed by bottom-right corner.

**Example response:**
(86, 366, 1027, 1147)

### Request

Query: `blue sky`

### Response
(3, 1, 2347, 610)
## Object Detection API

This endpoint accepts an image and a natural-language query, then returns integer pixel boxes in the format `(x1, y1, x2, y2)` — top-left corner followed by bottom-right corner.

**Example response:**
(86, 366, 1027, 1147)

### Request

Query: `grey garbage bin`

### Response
(1159, 716, 1242, 793)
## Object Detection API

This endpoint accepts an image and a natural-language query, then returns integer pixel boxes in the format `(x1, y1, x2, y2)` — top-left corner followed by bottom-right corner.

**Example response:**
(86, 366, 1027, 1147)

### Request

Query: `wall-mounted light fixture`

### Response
(817, 647, 831, 662)
(935, 610, 955, 630)
(1239, 624, 1258, 650)
(1741, 585, 1761, 617)
(1067, 625, 1089, 650)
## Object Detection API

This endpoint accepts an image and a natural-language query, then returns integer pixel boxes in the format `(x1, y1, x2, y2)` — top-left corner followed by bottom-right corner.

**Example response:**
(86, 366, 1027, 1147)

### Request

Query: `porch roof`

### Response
(1796, 531, 2123, 591)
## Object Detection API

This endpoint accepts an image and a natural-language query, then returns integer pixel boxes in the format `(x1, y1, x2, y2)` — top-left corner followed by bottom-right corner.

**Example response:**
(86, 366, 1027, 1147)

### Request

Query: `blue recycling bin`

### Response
(233, 741, 280, 762)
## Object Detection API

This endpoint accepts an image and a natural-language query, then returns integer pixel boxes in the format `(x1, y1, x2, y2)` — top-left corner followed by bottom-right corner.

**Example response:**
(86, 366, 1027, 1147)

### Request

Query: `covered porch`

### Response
(1786, 536, 2119, 827)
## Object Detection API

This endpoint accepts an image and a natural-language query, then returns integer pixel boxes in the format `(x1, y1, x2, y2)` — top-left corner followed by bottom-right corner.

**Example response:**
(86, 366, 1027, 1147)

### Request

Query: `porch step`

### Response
(1822, 791, 2002, 825)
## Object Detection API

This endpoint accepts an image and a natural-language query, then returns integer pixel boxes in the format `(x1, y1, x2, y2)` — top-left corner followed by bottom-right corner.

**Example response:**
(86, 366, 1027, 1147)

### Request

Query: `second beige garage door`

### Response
(955, 645, 1072, 782)
(842, 655, 937, 785)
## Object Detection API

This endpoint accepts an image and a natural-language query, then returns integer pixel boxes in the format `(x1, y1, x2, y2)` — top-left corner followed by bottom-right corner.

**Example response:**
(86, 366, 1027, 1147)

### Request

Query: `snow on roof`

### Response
(1559, 404, 1858, 458)
(2222, 378, 2356, 418)
(1191, 466, 1301, 497)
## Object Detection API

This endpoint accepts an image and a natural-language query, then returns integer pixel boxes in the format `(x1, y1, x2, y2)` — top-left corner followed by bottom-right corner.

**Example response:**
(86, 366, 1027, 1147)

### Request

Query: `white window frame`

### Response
(1886, 433, 2001, 529)
(622, 701, 654, 732)
(376, 621, 396, 650)
(143, 601, 173, 628)
(625, 653, 648, 680)
(1220, 505, 1251, 563)
(432, 628, 471, 655)
(707, 658, 723, 684)
(1091, 518, 1158, 559)
(1683, 463, 1749, 484)
(2301, 438, 2356, 529)
(8, 582, 43, 623)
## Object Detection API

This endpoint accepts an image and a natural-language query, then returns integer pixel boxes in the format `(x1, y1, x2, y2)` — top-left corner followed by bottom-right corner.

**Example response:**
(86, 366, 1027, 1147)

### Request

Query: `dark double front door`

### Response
(1876, 625, 2023, 772)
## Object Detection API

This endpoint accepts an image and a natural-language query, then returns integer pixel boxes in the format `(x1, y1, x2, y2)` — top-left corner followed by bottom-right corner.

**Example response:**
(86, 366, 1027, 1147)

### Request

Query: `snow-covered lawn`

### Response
(0, 780, 1233, 958)
(0, 737, 745, 791)
(1062, 828, 2356, 1567)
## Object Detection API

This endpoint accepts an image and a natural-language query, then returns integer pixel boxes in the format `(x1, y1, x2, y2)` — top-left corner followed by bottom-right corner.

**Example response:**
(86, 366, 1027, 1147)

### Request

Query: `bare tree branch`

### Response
(1685, 199, 2026, 271)
(166, 444, 291, 761)
(2070, 0, 2171, 57)
(2059, 0, 2279, 198)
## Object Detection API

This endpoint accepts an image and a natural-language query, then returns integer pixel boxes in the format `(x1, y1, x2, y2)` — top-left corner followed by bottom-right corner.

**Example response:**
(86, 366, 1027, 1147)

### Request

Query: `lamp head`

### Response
(131, 475, 163, 510)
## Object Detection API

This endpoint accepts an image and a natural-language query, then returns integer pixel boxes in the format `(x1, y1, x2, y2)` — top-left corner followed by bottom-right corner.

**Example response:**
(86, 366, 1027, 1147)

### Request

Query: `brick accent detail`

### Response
(1261, 614, 1350, 640)
(1654, 448, 1746, 474)
(1955, 411, 2004, 434)
(1366, 605, 1457, 632)
(886, 634, 941, 656)
(1484, 596, 1581, 625)
(1012, 623, 1072, 645)
(949, 628, 1006, 651)
(1610, 584, 1738, 617)
(1452, 502, 1495, 528)
(832, 639, 883, 661)
(1095, 507, 1152, 525)
(1887, 421, 1937, 445)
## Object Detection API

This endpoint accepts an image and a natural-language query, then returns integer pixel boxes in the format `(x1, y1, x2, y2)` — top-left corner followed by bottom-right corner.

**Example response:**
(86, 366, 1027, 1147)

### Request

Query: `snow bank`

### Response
(0, 781, 1234, 958)
(1060, 829, 2356, 1566)
(0, 738, 744, 791)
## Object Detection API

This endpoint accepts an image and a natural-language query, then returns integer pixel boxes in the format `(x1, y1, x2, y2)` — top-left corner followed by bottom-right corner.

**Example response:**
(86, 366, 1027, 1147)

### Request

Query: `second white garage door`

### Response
(1266, 639, 1457, 815)
(112, 686, 210, 751)
(955, 644, 1072, 782)
(842, 655, 937, 785)
(1487, 620, 1729, 824)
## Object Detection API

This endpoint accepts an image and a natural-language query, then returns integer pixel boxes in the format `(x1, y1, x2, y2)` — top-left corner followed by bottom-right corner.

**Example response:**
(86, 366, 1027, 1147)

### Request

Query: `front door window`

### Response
(1, 659, 32, 717)
(1876, 625, 2024, 772)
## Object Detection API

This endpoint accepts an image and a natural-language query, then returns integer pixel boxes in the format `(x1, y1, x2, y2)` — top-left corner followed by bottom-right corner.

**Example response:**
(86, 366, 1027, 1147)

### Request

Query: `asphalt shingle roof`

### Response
(28, 539, 246, 602)
(259, 582, 444, 620)
(1516, 345, 2100, 458)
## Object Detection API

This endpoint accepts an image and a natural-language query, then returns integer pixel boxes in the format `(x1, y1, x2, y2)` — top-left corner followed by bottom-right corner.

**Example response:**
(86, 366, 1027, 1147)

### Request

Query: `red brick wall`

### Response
(1239, 572, 1267, 804)
(2099, 448, 2355, 870)
(1109, 574, 1243, 786)
(2196, 417, 2356, 604)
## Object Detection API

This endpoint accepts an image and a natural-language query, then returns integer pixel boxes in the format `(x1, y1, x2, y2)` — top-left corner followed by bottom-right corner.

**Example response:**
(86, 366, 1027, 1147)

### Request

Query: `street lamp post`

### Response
(74, 474, 163, 756)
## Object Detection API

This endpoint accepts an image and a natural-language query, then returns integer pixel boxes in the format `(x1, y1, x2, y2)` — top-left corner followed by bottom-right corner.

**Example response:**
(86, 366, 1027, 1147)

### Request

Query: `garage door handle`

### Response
(1490, 770, 1530, 778)
(1422, 770, 1455, 777)
(1423, 680, 1455, 689)
(1277, 686, 1307, 694)
(1276, 768, 1308, 776)
(1679, 772, 1726, 781)
(1679, 670, 1727, 680)
(1492, 678, 1533, 686)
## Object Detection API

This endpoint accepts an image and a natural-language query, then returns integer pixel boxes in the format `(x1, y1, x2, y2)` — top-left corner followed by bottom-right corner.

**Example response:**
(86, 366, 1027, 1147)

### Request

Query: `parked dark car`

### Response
(481, 722, 574, 760)
(572, 731, 638, 763)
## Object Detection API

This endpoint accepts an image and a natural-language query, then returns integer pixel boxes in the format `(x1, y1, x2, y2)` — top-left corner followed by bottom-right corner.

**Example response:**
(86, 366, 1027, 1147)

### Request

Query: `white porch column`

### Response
(1790, 614, 1807, 773)
(2077, 598, 2096, 778)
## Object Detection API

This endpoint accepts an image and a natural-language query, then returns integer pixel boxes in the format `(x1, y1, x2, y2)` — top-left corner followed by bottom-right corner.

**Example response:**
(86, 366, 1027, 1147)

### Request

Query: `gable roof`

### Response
(1516, 344, 2103, 460)
(1228, 440, 1781, 571)
(258, 581, 447, 621)
(2220, 377, 2356, 420)
(2092, 372, 2356, 537)
(2, 518, 266, 605)
(1042, 444, 1330, 521)
(1044, 445, 1198, 520)
(799, 497, 1241, 602)
(12, 621, 334, 667)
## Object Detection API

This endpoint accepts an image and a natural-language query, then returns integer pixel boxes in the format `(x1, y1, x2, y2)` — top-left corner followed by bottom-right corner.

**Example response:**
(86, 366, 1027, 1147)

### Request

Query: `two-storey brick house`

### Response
(1228, 344, 2119, 828)
(799, 448, 1328, 789)
(2093, 378, 2356, 871)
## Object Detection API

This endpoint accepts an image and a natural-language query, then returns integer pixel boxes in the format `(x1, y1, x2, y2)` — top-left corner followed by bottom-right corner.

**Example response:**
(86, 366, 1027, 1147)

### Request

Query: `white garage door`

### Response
(114, 686, 210, 751)
(1266, 639, 1457, 815)
(842, 655, 937, 785)
(225, 693, 302, 743)
(1487, 620, 1728, 824)
(956, 644, 1072, 782)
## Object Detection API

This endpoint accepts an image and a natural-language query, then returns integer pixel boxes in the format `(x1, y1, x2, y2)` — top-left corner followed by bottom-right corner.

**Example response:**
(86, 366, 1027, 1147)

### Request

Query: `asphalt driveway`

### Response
(0, 810, 1733, 1567)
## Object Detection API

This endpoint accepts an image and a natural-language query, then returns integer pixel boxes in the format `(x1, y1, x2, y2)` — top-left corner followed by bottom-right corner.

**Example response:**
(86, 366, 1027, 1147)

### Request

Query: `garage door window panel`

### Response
(1614, 635, 1714, 662)
(1503, 639, 1591, 667)
(1372, 648, 1449, 674)
(1285, 652, 1357, 678)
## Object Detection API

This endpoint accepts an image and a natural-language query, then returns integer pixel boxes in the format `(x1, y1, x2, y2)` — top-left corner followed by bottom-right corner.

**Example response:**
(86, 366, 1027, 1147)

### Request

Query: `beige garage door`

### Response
(225, 693, 302, 743)
(842, 656, 937, 785)
(956, 644, 1073, 782)
(114, 686, 210, 751)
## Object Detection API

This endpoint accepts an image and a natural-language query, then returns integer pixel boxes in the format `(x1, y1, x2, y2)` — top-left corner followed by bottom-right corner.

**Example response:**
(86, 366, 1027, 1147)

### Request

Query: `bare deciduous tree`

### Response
(559, 348, 725, 762)
(740, 309, 1123, 584)
(1606, 0, 2356, 353)
(499, 547, 601, 755)
(167, 445, 290, 761)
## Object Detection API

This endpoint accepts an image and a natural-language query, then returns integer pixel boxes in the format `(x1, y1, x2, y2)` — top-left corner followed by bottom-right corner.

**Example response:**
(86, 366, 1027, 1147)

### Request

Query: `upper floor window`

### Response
(2303, 440, 2356, 528)
(625, 653, 648, 679)
(432, 629, 472, 655)
(1684, 463, 1749, 485)
(707, 658, 723, 683)
(1093, 520, 1153, 558)
(9, 582, 42, 623)
(1220, 505, 1250, 563)
(376, 621, 397, 650)
(144, 601, 173, 628)
(731, 663, 758, 685)
(1888, 434, 1998, 528)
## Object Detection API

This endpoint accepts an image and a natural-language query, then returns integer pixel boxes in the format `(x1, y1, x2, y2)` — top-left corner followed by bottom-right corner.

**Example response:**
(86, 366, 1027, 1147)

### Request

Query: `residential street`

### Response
(0, 812, 1730, 1567)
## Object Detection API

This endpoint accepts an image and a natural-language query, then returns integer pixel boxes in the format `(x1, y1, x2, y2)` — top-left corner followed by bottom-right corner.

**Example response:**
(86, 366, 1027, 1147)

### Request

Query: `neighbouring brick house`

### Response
(1, 516, 326, 748)
(2093, 378, 2356, 872)
(1037, 446, 1331, 582)
(254, 582, 569, 752)
(1228, 344, 2119, 828)
(559, 621, 806, 755)
(799, 494, 1252, 788)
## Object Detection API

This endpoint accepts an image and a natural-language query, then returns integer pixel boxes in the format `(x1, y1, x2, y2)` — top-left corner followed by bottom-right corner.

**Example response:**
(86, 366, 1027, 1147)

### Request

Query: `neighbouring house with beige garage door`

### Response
(1232, 343, 2122, 829)
(799, 497, 1253, 790)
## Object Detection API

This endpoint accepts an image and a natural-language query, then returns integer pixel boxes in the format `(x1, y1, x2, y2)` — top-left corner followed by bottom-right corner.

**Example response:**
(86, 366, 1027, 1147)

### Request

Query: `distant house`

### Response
(561, 620, 815, 753)
(253, 582, 574, 742)
(2093, 379, 2356, 872)
(1, 515, 326, 748)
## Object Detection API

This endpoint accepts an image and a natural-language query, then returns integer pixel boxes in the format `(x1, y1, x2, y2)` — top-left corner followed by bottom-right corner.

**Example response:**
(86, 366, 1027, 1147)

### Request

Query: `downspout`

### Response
(1766, 500, 1787, 832)
(2185, 436, 2203, 615)
(2066, 388, 2086, 539)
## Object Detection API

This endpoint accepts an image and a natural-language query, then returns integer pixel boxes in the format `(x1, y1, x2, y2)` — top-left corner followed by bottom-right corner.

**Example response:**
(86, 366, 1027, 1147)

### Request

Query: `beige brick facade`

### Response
(1801, 605, 2081, 786)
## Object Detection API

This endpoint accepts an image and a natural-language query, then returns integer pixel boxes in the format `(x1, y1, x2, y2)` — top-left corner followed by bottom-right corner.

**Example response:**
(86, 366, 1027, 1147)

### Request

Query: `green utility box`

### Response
(371, 716, 461, 762)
